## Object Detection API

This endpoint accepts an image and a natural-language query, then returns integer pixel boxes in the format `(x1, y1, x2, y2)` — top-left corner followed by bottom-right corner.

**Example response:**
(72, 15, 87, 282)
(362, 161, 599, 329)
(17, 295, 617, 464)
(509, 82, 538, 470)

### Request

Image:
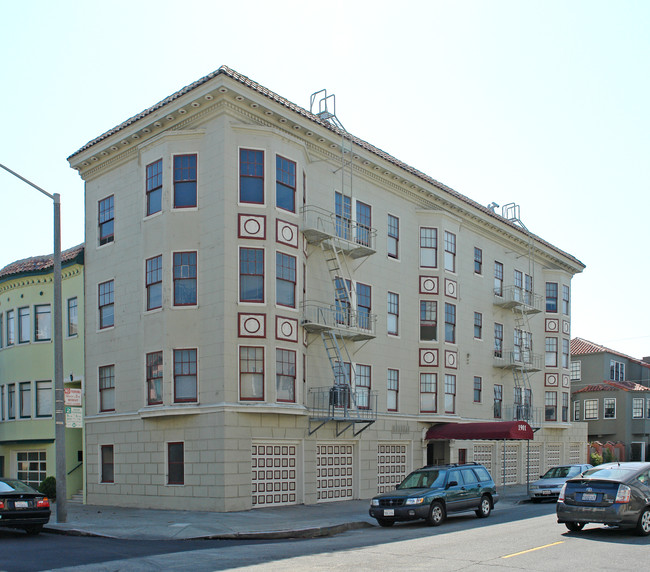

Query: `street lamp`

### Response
(0, 163, 67, 523)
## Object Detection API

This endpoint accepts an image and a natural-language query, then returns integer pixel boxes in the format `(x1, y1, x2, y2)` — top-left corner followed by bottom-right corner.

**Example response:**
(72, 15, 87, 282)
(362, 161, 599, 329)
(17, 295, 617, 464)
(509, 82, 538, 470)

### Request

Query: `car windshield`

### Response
(397, 470, 446, 489)
(582, 466, 636, 480)
(0, 479, 37, 493)
(542, 466, 578, 479)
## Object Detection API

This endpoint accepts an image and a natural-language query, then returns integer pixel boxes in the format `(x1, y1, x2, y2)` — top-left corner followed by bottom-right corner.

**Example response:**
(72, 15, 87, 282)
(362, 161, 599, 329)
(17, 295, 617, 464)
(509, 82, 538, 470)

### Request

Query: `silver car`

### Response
(529, 464, 592, 501)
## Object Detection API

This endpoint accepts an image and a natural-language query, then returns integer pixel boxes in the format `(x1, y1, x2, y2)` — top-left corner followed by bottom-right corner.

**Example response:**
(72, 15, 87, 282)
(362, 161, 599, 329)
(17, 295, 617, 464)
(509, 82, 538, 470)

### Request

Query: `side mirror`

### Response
(446, 480, 458, 488)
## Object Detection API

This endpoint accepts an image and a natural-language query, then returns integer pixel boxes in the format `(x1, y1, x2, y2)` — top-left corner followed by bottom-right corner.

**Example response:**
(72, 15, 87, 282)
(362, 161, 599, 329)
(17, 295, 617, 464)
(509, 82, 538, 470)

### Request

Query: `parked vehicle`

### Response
(529, 464, 592, 501)
(556, 461, 650, 536)
(369, 463, 499, 527)
(0, 478, 51, 535)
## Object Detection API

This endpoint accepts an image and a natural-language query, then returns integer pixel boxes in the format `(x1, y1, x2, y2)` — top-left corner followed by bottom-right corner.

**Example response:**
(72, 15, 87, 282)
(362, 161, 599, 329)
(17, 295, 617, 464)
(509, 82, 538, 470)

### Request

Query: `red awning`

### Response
(425, 421, 534, 441)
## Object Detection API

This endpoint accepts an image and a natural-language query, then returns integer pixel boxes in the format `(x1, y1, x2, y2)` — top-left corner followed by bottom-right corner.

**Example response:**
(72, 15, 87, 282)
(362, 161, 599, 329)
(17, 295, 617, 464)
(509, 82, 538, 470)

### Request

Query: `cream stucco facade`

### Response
(69, 67, 587, 511)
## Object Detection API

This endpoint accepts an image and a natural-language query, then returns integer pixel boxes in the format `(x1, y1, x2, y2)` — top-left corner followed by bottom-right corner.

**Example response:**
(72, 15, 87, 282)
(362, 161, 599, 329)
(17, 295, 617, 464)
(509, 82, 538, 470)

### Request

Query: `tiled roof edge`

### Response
(0, 244, 84, 281)
(571, 337, 650, 369)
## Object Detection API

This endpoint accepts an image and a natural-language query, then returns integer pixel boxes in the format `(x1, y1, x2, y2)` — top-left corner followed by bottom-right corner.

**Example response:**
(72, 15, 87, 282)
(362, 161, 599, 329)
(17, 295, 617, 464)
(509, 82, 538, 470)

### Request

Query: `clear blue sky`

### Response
(1, 0, 648, 361)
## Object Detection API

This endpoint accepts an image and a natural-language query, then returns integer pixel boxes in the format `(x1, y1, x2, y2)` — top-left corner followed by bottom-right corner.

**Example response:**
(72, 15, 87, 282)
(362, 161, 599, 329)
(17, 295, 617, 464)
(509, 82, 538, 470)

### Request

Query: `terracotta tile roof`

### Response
(67, 66, 584, 270)
(573, 380, 650, 393)
(571, 337, 650, 369)
(0, 244, 84, 281)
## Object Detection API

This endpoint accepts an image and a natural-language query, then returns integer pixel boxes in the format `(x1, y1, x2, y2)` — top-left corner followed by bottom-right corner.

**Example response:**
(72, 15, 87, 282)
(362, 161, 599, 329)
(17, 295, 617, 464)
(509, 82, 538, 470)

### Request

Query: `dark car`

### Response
(556, 461, 650, 536)
(0, 478, 51, 535)
(369, 463, 499, 527)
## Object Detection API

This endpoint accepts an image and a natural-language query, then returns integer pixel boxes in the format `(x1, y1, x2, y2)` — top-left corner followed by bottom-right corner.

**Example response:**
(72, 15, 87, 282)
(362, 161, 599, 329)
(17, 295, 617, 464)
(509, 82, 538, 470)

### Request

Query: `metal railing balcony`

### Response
(301, 301, 377, 340)
(308, 386, 378, 421)
(493, 286, 543, 313)
(301, 205, 377, 258)
(493, 349, 543, 371)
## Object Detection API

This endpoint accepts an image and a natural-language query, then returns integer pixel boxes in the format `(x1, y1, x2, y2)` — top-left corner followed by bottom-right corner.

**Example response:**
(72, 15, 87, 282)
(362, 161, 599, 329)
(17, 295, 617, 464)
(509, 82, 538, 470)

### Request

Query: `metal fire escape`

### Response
(302, 90, 378, 436)
(494, 203, 543, 427)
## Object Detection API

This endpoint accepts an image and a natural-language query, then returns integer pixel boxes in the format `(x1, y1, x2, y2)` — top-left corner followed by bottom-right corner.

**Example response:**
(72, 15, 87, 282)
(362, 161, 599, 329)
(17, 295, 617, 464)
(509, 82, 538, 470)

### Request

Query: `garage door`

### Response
(377, 443, 408, 494)
(317, 443, 353, 502)
(252, 443, 298, 507)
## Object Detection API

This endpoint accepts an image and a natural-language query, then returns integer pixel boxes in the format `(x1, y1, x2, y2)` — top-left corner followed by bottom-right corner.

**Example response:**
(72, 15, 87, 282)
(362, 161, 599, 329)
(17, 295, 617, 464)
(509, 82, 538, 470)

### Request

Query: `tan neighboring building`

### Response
(68, 66, 587, 511)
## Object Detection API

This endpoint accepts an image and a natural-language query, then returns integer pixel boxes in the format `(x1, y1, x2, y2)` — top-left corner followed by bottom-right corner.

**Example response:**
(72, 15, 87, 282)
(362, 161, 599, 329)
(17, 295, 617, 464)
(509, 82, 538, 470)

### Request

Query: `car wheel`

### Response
(565, 522, 585, 532)
(23, 525, 43, 536)
(636, 508, 650, 536)
(426, 501, 445, 526)
(376, 518, 394, 527)
(475, 495, 491, 518)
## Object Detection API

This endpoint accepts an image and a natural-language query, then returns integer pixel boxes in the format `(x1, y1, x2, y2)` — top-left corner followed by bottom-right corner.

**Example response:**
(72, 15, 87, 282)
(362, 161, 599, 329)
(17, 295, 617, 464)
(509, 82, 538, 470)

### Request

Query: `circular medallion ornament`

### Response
(244, 317, 262, 334)
(280, 321, 294, 337)
(244, 218, 261, 236)
(281, 225, 294, 242)
(422, 278, 436, 293)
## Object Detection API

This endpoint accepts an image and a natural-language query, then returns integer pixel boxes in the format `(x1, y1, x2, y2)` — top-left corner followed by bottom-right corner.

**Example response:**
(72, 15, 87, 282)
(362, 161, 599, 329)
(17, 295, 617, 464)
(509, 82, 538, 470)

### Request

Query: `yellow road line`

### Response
(502, 541, 565, 559)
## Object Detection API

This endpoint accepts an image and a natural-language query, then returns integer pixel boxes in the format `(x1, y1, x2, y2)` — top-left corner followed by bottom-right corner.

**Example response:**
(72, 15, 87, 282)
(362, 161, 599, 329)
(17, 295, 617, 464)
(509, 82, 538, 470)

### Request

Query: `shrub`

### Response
(38, 476, 56, 499)
(590, 452, 603, 466)
(602, 448, 615, 463)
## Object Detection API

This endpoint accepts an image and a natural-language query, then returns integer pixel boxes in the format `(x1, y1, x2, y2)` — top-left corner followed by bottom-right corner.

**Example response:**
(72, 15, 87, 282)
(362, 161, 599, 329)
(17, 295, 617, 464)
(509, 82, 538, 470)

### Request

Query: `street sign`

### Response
(64, 388, 82, 407)
(65, 406, 82, 428)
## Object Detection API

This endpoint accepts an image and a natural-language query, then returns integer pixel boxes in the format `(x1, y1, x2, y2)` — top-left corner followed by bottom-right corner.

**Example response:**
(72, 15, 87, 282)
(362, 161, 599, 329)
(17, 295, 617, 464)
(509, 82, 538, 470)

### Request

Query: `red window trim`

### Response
(173, 348, 198, 403)
(239, 346, 265, 401)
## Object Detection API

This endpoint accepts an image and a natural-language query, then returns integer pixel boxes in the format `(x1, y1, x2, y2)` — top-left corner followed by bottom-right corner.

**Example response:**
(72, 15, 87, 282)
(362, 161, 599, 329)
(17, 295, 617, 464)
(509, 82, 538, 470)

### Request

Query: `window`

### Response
(545, 391, 557, 421)
(17, 451, 46, 488)
(494, 262, 503, 296)
(168, 442, 184, 485)
(33, 304, 51, 342)
(420, 301, 437, 341)
(444, 231, 456, 272)
(420, 228, 437, 267)
(387, 292, 399, 336)
(445, 374, 456, 413)
(562, 393, 569, 422)
(647, 398, 650, 419)
(545, 337, 558, 367)
(562, 339, 570, 369)
(173, 251, 197, 306)
(573, 400, 580, 421)
(570, 360, 581, 381)
(546, 282, 558, 312)
(494, 385, 503, 418)
(276, 348, 296, 402)
(276, 155, 296, 212)
(474, 247, 482, 274)
(67, 297, 78, 337)
(98, 195, 114, 245)
(387, 214, 399, 258)
(240, 149, 264, 204)
(357, 283, 372, 330)
(387, 369, 399, 411)
(146, 159, 163, 216)
(146, 255, 163, 310)
(18, 307, 29, 343)
(562, 285, 570, 314)
(610, 360, 625, 381)
(276, 252, 296, 308)
(173, 154, 197, 208)
(0, 385, 3, 420)
(335, 277, 352, 325)
(525, 274, 533, 305)
(335, 192, 352, 240)
(514, 270, 523, 301)
(174, 349, 197, 403)
(444, 303, 456, 343)
(420, 373, 437, 413)
(0, 313, 2, 348)
(35, 381, 52, 417)
(584, 399, 598, 420)
(19, 382, 31, 418)
(494, 323, 503, 358)
(240, 347, 264, 400)
(101, 445, 114, 483)
(6, 310, 14, 346)
(356, 364, 371, 409)
(356, 201, 372, 247)
(240, 248, 264, 303)
(98, 280, 114, 329)
(633, 398, 644, 419)
(473, 376, 482, 402)
(513, 329, 523, 361)
(8, 384, 15, 419)
(146, 351, 163, 405)
(474, 312, 482, 339)
(99, 365, 115, 412)
(604, 398, 616, 419)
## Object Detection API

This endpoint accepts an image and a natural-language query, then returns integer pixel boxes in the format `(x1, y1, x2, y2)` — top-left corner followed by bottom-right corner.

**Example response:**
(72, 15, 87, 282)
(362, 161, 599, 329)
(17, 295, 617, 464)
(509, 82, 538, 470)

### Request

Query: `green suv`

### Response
(369, 463, 499, 527)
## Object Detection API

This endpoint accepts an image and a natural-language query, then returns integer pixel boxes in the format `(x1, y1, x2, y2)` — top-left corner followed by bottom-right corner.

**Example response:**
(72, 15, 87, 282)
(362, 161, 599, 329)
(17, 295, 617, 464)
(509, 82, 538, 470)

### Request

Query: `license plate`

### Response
(582, 493, 597, 501)
(383, 509, 395, 516)
(542, 490, 551, 495)
(14, 501, 29, 509)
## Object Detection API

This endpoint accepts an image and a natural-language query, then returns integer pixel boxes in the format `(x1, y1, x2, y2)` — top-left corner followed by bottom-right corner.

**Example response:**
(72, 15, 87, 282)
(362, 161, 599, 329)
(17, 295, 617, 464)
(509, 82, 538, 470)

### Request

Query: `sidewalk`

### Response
(44, 484, 529, 541)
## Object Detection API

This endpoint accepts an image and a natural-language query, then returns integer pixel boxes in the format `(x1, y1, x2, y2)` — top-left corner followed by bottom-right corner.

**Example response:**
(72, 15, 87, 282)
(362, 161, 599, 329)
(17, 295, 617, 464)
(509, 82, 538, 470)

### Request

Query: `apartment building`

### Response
(68, 66, 587, 511)
(571, 337, 650, 461)
(0, 245, 84, 497)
